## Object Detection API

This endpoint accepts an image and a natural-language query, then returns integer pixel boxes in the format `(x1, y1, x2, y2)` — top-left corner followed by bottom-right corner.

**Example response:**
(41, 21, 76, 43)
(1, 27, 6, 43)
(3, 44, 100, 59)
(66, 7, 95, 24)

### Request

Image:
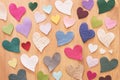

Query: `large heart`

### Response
(100, 57, 118, 72)
(0, 2, 7, 20)
(43, 52, 61, 72)
(82, 0, 94, 10)
(99, 75, 112, 80)
(77, 7, 88, 19)
(37, 71, 48, 80)
(28, 2, 38, 11)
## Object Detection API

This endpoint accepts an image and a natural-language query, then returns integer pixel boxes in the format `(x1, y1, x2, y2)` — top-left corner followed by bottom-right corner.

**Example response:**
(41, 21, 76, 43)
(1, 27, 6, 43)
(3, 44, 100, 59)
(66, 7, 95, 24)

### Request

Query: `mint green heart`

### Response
(2, 37, 20, 53)
(37, 71, 48, 80)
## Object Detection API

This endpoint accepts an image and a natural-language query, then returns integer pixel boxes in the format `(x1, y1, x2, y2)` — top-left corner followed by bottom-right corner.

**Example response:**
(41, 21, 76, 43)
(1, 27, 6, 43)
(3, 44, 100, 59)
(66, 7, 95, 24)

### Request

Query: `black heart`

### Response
(99, 75, 112, 80)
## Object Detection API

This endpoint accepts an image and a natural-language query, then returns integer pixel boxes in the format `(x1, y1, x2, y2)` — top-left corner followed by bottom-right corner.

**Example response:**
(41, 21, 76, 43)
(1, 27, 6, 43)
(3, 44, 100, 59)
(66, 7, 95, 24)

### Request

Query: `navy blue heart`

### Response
(79, 23, 95, 43)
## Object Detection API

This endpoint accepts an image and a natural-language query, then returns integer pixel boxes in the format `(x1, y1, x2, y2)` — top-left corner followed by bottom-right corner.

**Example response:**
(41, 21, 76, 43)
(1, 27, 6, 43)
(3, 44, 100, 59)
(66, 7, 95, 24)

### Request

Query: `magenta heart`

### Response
(87, 71, 97, 80)
(9, 3, 26, 21)
(82, 0, 94, 10)
(16, 17, 32, 37)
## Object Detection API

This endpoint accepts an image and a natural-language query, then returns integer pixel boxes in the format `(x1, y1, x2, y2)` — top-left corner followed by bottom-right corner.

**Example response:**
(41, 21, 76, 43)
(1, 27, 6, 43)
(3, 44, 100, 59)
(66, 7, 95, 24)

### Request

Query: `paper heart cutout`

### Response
(88, 43, 98, 53)
(29, 2, 38, 11)
(100, 57, 118, 72)
(20, 54, 38, 72)
(52, 71, 62, 80)
(2, 37, 20, 53)
(0, 2, 7, 20)
(77, 7, 88, 19)
(43, 52, 61, 72)
(97, 29, 115, 47)
(33, 32, 50, 52)
(37, 71, 49, 80)
(21, 41, 31, 51)
(51, 14, 60, 24)
(9, 3, 26, 21)
(82, 0, 94, 10)
(87, 71, 97, 80)
(8, 58, 17, 68)
(64, 45, 82, 60)
(56, 30, 74, 46)
(100, 48, 106, 54)
(99, 75, 112, 80)
(79, 23, 95, 43)
(86, 56, 99, 68)
(43, 5, 52, 14)
(55, 0, 73, 15)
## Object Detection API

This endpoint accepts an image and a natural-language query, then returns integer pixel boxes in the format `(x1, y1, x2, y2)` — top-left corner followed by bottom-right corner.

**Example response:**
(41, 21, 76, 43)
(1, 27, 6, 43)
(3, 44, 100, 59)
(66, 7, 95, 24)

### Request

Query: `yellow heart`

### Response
(51, 14, 60, 24)
(8, 58, 17, 68)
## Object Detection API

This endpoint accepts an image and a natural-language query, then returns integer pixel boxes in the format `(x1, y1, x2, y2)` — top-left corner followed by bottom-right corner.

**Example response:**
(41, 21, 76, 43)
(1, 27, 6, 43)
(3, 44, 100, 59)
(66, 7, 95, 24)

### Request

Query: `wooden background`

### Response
(0, 0, 120, 80)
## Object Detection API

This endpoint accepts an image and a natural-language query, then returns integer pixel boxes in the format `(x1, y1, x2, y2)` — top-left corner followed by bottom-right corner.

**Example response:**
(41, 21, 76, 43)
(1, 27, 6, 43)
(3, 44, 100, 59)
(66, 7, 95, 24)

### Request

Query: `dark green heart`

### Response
(100, 57, 118, 72)
(97, 0, 115, 14)
(2, 37, 20, 53)
(37, 71, 48, 80)
(29, 2, 38, 11)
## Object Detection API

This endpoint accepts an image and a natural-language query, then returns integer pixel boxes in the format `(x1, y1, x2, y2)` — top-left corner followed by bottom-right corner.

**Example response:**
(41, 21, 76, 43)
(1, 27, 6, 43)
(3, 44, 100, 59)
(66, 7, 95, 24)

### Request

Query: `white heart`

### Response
(39, 23, 52, 35)
(0, 2, 7, 20)
(20, 54, 38, 72)
(55, 0, 73, 15)
(97, 29, 115, 48)
(88, 43, 98, 53)
(33, 32, 50, 52)
(100, 48, 106, 54)
(108, 49, 113, 54)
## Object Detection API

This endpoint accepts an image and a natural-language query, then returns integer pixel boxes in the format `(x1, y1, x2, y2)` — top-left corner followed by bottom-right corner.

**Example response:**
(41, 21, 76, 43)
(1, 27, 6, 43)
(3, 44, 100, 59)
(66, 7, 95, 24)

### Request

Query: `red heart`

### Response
(21, 41, 31, 51)
(87, 71, 97, 80)
(64, 45, 82, 60)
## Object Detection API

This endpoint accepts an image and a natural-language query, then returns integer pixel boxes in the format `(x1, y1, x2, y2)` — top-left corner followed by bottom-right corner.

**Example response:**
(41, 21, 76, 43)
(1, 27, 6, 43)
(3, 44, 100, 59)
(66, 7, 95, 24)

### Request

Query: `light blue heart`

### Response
(52, 71, 62, 80)
(56, 31, 74, 46)
(43, 5, 52, 14)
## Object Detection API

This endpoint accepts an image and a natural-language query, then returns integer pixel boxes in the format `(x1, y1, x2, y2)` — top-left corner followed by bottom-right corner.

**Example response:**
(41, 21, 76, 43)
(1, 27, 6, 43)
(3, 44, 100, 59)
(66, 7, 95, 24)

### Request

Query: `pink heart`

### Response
(64, 45, 82, 60)
(9, 3, 26, 21)
(87, 71, 97, 80)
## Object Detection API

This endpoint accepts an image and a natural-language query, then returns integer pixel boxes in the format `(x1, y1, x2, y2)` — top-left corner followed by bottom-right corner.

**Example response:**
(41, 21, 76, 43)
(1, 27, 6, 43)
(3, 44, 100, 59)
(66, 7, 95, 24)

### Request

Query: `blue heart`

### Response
(52, 71, 62, 80)
(56, 31, 74, 46)
(79, 23, 95, 43)
(42, 5, 52, 14)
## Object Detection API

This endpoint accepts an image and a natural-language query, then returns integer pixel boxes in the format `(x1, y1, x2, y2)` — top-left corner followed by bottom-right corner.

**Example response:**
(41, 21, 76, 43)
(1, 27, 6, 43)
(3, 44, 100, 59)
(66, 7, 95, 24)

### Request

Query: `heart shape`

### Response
(55, 0, 73, 15)
(9, 3, 26, 21)
(64, 45, 82, 60)
(0, 2, 7, 20)
(99, 75, 111, 80)
(33, 32, 50, 52)
(2, 37, 20, 53)
(100, 57, 118, 72)
(82, 0, 94, 10)
(88, 43, 98, 53)
(56, 30, 74, 46)
(43, 5, 52, 14)
(20, 54, 38, 72)
(87, 71, 97, 80)
(37, 71, 48, 80)
(28, 2, 38, 11)
(51, 14, 60, 24)
(52, 71, 62, 80)
(43, 52, 61, 72)
(8, 58, 17, 68)
(21, 41, 31, 51)
(100, 48, 106, 54)
(79, 23, 95, 43)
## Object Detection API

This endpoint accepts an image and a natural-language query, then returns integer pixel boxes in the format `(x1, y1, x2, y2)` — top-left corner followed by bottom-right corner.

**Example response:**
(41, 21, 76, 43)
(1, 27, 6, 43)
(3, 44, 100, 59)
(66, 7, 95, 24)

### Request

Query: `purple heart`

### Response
(82, 0, 94, 10)
(16, 17, 32, 37)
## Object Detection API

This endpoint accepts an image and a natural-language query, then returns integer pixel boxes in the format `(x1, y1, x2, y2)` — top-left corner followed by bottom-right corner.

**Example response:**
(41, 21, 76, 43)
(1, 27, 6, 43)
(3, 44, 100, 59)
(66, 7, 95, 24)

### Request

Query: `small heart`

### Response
(43, 52, 61, 72)
(28, 2, 38, 11)
(37, 71, 49, 80)
(56, 30, 74, 46)
(64, 45, 82, 60)
(88, 43, 98, 53)
(100, 48, 106, 54)
(108, 49, 113, 54)
(20, 54, 38, 72)
(52, 71, 62, 80)
(100, 57, 118, 72)
(51, 14, 60, 24)
(0, 2, 7, 20)
(9, 3, 26, 21)
(87, 71, 97, 80)
(2, 37, 20, 53)
(82, 0, 94, 10)
(43, 5, 52, 14)
(8, 58, 17, 68)
(99, 75, 112, 80)
(21, 41, 31, 51)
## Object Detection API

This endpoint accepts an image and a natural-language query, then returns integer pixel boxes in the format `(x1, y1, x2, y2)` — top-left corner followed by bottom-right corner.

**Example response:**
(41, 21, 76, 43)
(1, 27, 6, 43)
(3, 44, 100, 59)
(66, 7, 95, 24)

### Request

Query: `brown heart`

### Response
(99, 75, 111, 80)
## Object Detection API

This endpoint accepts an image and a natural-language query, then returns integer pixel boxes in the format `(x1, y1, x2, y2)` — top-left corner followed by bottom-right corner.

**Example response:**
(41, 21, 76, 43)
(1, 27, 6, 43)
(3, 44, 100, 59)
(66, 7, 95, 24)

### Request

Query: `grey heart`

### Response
(43, 52, 61, 72)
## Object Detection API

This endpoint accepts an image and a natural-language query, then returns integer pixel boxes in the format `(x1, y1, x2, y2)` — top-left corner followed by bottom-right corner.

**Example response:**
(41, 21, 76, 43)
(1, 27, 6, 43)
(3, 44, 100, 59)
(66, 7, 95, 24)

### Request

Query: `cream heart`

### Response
(100, 48, 106, 54)
(108, 49, 113, 54)
(88, 43, 98, 53)
(0, 2, 7, 20)
(20, 54, 38, 72)
(97, 29, 115, 48)
(55, 0, 73, 15)
(8, 58, 17, 68)
(33, 32, 50, 52)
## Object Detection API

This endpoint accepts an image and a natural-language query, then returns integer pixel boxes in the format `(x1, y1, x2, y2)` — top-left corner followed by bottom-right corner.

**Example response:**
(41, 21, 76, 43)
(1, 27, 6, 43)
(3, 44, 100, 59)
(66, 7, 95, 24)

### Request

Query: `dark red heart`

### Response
(77, 7, 89, 19)
(21, 41, 31, 51)
(99, 75, 111, 80)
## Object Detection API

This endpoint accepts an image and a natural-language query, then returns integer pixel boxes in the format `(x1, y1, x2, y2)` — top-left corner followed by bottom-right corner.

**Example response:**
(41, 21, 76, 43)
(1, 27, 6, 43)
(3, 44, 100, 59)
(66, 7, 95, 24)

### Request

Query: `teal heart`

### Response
(2, 37, 20, 53)
(52, 71, 62, 80)
(29, 2, 38, 11)
(97, 0, 115, 14)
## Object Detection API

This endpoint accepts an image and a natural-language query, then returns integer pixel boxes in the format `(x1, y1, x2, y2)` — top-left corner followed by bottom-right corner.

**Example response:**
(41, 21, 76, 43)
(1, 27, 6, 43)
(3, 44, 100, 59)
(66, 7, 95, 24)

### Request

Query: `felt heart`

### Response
(37, 71, 49, 80)
(55, 0, 73, 15)
(105, 17, 117, 29)
(9, 3, 26, 21)
(100, 57, 118, 72)
(52, 71, 62, 80)
(91, 16, 103, 28)
(0, 2, 7, 20)
(43, 52, 61, 72)
(56, 30, 74, 46)
(39, 23, 52, 35)
(86, 56, 99, 68)
(51, 14, 60, 24)
(2, 23, 14, 35)
(97, 29, 115, 47)
(16, 17, 32, 37)
(64, 45, 82, 60)
(21, 41, 31, 51)
(100, 48, 106, 54)
(77, 7, 88, 19)
(87, 71, 97, 80)
(63, 16, 75, 28)
(99, 75, 111, 80)
(88, 43, 98, 53)
(33, 32, 50, 52)
(28, 2, 38, 11)
(2, 37, 20, 53)
(79, 23, 95, 43)
(43, 5, 52, 14)
(34, 11, 46, 23)
(8, 58, 17, 68)
(9, 69, 26, 80)
(82, 0, 94, 10)
(20, 54, 38, 72)
(97, 0, 115, 14)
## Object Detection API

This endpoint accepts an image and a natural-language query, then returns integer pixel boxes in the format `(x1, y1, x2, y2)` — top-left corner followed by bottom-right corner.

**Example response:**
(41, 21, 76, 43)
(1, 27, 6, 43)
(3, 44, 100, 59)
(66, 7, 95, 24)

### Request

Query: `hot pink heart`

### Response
(87, 71, 97, 80)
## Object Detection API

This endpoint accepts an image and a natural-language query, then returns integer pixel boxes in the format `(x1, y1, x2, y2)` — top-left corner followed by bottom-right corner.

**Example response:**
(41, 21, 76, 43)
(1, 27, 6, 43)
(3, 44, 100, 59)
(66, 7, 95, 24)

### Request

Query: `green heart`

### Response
(91, 16, 103, 28)
(2, 23, 14, 35)
(37, 71, 48, 80)
(97, 0, 115, 14)
(29, 2, 38, 11)
(100, 57, 118, 73)
(2, 37, 20, 53)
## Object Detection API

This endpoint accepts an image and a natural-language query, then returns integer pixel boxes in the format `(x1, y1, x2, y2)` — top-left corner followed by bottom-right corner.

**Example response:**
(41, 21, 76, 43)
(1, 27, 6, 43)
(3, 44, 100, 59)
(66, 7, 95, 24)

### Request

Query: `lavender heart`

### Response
(82, 0, 94, 10)
(77, 7, 88, 19)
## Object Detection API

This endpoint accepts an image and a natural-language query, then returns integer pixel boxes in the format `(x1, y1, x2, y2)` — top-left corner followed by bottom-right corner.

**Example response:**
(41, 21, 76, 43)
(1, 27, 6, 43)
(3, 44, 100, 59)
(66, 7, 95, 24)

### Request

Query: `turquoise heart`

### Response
(43, 5, 52, 14)
(52, 71, 62, 80)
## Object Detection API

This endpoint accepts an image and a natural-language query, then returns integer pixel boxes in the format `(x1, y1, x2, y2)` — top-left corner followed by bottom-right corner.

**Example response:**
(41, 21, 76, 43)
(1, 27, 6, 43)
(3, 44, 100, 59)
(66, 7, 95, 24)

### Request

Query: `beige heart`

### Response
(8, 58, 17, 68)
